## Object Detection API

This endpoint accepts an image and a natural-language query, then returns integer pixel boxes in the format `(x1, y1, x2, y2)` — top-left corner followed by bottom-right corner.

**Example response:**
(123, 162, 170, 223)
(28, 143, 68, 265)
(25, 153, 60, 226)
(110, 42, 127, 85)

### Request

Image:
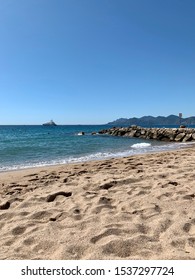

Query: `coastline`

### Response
(0, 140, 193, 173)
(1, 124, 195, 173)
(0, 146, 195, 259)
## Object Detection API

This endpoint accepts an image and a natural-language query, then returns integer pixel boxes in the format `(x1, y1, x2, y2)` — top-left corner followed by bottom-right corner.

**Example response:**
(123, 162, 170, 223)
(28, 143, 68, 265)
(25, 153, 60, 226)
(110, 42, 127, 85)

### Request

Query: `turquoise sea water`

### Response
(0, 125, 191, 172)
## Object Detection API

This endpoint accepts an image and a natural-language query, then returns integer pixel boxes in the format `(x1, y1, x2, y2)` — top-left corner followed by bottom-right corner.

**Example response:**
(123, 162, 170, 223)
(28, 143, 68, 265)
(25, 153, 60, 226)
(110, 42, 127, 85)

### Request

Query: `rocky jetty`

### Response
(99, 126, 195, 142)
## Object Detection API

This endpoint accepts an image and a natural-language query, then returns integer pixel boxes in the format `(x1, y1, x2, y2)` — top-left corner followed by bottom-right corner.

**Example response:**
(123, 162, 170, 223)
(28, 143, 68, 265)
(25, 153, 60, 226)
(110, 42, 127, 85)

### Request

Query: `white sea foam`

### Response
(131, 143, 151, 148)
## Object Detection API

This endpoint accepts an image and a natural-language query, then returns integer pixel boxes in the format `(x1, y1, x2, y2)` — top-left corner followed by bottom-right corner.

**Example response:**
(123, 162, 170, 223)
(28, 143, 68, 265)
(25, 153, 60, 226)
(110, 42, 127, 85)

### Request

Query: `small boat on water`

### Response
(77, 131, 85, 135)
(43, 120, 57, 126)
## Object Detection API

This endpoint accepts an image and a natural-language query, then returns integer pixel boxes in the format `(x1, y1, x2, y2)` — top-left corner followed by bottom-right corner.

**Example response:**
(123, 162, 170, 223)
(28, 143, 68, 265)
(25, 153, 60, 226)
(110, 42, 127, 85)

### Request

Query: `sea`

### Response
(0, 125, 193, 172)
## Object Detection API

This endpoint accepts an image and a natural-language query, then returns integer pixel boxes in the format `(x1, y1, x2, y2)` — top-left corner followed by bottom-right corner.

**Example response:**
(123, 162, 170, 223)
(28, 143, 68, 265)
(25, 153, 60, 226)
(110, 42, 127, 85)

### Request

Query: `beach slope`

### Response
(0, 147, 195, 259)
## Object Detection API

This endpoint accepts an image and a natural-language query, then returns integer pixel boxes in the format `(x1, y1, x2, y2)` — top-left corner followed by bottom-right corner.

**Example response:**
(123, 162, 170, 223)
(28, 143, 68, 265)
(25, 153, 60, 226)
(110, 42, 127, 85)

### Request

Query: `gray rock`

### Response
(182, 134, 192, 142)
(192, 133, 195, 140)
(127, 130, 136, 137)
(175, 133, 186, 141)
(140, 129, 146, 135)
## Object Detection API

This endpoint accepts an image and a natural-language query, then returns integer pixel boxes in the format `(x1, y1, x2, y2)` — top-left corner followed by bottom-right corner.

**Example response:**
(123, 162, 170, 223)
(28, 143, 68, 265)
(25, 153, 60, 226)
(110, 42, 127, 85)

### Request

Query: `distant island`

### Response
(107, 115, 195, 126)
(43, 120, 57, 126)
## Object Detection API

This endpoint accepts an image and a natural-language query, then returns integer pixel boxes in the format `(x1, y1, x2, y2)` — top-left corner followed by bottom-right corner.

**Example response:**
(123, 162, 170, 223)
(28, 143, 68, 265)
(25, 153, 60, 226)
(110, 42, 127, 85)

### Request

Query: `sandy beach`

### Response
(0, 147, 195, 260)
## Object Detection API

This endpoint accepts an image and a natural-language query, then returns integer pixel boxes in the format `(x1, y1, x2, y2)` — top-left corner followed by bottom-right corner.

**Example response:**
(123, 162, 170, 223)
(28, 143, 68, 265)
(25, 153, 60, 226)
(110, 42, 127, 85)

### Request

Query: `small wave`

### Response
(131, 143, 151, 149)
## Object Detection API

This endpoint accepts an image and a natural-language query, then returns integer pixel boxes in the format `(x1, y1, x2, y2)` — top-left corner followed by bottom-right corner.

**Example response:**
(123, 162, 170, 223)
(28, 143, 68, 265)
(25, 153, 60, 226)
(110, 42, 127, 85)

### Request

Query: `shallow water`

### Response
(0, 125, 191, 171)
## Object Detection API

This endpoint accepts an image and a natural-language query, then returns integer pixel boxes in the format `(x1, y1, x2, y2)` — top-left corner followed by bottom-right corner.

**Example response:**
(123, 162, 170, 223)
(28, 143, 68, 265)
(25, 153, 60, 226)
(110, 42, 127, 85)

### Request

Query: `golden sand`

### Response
(0, 147, 195, 259)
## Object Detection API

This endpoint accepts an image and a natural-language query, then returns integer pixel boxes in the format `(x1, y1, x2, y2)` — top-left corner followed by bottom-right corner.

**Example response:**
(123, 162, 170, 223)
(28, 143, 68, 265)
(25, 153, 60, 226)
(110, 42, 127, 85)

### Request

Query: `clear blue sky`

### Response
(0, 0, 195, 124)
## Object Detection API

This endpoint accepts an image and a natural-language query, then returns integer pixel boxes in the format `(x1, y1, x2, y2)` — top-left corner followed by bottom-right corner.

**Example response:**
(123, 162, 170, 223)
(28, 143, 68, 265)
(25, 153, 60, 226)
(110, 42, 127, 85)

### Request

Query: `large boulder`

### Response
(175, 133, 186, 141)
(192, 133, 195, 140)
(140, 129, 146, 135)
(164, 129, 176, 141)
(127, 130, 136, 137)
(182, 134, 192, 142)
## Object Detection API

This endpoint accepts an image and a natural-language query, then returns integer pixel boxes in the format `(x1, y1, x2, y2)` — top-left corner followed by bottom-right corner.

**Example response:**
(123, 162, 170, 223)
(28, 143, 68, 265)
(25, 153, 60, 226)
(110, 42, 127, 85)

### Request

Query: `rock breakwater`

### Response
(99, 126, 195, 142)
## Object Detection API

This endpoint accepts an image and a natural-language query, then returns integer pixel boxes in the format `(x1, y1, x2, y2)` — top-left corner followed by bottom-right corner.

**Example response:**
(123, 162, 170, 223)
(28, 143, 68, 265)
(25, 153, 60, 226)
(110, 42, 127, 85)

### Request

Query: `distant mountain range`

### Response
(107, 115, 195, 126)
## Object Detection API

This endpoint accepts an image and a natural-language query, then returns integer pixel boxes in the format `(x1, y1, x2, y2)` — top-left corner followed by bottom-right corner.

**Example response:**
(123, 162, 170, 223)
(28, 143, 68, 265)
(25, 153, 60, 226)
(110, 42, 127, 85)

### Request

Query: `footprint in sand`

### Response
(23, 237, 35, 246)
(0, 201, 10, 210)
(30, 210, 52, 220)
(90, 228, 122, 244)
(183, 219, 195, 235)
(24, 173, 38, 178)
(91, 204, 115, 214)
(98, 196, 111, 204)
(132, 204, 162, 220)
(46, 191, 72, 202)
(157, 192, 173, 200)
(12, 226, 26, 236)
(102, 235, 161, 258)
(188, 238, 195, 248)
(168, 181, 178, 186)
(3, 239, 16, 247)
(171, 238, 186, 249)
(28, 178, 39, 182)
(183, 194, 195, 200)
(84, 191, 98, 199)
(99, 182, 116, 190)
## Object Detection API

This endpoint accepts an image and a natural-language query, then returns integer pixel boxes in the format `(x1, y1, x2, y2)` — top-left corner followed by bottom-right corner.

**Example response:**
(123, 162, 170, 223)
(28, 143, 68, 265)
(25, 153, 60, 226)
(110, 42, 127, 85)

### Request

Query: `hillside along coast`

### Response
(0, 144, 195, 260)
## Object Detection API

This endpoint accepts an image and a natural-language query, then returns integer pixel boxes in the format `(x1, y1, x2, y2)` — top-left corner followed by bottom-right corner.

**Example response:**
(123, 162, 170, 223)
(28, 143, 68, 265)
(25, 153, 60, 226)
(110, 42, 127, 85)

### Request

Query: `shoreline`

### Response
(0, 146, 195, 259)
(0, 140, 194, 174)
